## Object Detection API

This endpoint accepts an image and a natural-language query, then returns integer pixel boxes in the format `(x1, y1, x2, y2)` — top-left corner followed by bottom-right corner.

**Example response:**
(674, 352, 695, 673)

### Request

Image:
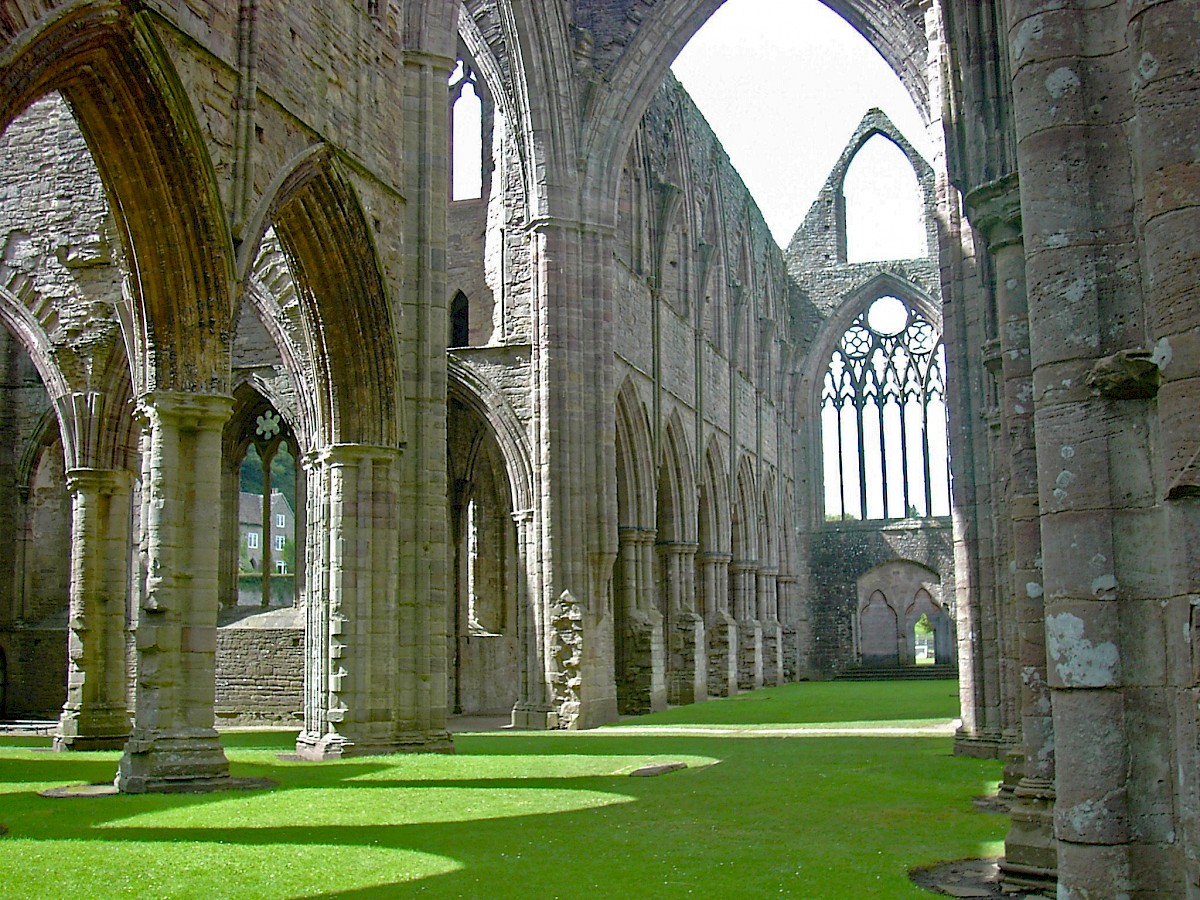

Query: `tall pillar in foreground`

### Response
(967, 176, 1056, 893)
(117, 392, 231, 792)
(54, 468, 132, 751)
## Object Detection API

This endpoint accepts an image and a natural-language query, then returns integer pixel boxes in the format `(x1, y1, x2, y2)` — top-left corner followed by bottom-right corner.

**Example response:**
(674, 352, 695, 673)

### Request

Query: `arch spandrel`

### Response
(1, 4, 235, 395)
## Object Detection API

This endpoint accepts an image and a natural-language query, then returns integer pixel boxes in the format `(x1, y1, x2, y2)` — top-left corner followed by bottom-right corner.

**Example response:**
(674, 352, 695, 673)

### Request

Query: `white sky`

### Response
(671, 0, 935, 248)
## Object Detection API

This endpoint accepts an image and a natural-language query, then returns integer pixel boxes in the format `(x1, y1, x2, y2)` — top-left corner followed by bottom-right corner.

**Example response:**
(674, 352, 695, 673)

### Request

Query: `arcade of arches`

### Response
(0, 1, 1197, 896)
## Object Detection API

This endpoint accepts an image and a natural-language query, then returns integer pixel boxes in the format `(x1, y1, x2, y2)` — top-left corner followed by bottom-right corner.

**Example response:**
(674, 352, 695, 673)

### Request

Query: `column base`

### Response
(511, 703, 558, 729)
(295, 730, 354, 760)
(736, 619, 763, 691)
(616, 612, 666, 716)
(668, 613, 706, 706)
(760, 619, 783, 686)
(706, 615, 738, 697)
(116, 729, 231, 793)
(295, 728, 456, 759)
(54, 707, 131, 752)
(1000, 777, 1058, 895)
(951, 728, 1010, 760)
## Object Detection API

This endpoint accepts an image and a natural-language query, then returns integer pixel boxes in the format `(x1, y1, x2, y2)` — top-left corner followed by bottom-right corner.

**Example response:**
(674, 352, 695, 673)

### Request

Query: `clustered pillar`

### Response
(54, 467, 132, 751)
(967, 176, 1056, 892)
(658, 540, 703, 704)
(117, 392, 232, 793)
(297, 444, 406, 759)
(731, 561, 762, 691)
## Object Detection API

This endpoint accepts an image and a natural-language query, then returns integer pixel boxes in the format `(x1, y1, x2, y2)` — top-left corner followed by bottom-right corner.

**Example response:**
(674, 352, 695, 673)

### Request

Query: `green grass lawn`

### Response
(0, 680, 1003, 898)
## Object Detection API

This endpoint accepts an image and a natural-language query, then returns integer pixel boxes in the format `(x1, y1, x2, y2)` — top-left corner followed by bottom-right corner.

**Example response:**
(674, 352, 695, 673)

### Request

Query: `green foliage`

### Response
(0, 680, 1001, 899)
(914, 613, 934, 637)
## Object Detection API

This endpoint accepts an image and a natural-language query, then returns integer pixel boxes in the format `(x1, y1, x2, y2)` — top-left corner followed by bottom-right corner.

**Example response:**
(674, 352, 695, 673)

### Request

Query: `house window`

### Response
(276, 513, 285, 529)
(274, 535, 286, 552)
(276, 559, 288, 575)
(821, 295, 951, 520)
(246, 531, 259, 549)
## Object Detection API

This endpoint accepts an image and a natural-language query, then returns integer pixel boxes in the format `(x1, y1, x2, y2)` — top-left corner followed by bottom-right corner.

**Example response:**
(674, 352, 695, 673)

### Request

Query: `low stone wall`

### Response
(215, 607, 304, 726)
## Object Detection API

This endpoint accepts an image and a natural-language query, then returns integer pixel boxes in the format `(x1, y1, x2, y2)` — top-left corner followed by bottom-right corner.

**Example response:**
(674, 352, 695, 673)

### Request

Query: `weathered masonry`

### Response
(0, 2, 1196, 897)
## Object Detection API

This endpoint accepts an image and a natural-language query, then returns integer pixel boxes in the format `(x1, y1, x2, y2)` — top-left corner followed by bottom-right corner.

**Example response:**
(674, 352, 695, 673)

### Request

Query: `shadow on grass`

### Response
(0, 733, 1002, 898)
(0, 682, 998, 898)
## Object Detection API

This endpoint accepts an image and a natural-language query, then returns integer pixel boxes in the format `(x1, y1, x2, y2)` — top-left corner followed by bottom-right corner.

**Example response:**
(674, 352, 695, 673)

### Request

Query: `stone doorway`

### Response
(855, 560, 949, 667)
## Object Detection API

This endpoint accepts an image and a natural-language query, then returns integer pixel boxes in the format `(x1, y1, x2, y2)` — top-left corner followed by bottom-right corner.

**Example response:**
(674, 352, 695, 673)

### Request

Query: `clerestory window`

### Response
(821, 295, 950, 520)
(449, 59, 483, 201)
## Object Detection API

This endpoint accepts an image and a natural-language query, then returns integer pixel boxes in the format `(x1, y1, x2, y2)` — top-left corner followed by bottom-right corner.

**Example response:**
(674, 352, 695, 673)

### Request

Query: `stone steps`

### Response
(835, 664, 958, 681)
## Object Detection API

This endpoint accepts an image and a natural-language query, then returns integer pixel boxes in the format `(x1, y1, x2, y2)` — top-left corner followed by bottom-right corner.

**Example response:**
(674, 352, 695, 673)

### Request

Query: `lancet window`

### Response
(821, 295, 950, 520)
(449, 59, 483, 201)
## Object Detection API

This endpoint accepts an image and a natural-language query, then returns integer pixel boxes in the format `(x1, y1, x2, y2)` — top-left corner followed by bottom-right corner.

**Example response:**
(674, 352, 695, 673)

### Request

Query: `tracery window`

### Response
(235, 401, 300, 606)
(821, 295, 950, 520)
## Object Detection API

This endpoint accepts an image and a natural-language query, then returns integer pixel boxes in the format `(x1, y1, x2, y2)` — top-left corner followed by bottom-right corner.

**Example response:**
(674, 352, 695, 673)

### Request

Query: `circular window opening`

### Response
(866, 296, 909, 336)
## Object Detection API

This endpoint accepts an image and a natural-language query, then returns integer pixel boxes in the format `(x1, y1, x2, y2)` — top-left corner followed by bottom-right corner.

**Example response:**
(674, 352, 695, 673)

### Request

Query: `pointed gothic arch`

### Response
(1, 5, 235, 393)
(239, 146, 400, 448)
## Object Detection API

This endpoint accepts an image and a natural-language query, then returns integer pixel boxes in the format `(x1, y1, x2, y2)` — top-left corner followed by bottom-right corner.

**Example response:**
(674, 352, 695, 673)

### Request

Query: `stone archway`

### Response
(855, 560, 947, 667)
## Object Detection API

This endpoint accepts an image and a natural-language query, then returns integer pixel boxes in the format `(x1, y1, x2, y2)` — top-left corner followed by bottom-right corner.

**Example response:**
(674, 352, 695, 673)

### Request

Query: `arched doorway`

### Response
(855, 560, 950, 667)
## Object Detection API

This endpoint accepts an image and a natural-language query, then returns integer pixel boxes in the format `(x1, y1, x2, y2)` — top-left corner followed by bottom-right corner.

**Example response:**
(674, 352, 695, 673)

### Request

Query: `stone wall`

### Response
(214, 608, 304, 727)
(809, 519, 955, 672)
(0, 628, 67, 718)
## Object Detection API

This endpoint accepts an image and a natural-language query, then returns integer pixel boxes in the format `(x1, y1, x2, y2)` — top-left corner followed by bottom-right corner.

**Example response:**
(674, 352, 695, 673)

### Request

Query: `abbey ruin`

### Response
(0, 0, 1196, 895)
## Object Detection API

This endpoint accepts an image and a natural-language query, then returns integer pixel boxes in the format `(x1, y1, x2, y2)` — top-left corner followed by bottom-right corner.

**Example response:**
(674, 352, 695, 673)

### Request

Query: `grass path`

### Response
(0, 680, 1003, 898)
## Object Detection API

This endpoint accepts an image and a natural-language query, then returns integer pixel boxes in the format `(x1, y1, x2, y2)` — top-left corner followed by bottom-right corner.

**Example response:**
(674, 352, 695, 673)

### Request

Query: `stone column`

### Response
(511, 509, 555, 727)
(967, 176, 1056, 893)
(54, 468, 132, 751)
(117, 392, 232, 793)
(700, 552, 736, 696)
(757, 567, 782, 686)
(1122, 5, 1200, 891)
(1007, 2, 1146, 893)
(731, 561, 763, 691)
(777, 574, 802, 680)
(523, 212, 620, 729)
(660, 541, 703, 705)
(614, 527, 665, 715)
(296, 444, 426, 758)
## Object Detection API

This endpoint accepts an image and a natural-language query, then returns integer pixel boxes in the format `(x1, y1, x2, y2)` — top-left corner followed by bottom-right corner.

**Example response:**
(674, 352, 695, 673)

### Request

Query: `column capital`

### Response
(526, 214, 616, 239)
(964, 173, 1022, 252)
(306, 442, 404, 469)
(65, 467, 134, 496)
(698, 551, 732, 564)
(139, 391, 233, 430)
(657, 540, 699, 555)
